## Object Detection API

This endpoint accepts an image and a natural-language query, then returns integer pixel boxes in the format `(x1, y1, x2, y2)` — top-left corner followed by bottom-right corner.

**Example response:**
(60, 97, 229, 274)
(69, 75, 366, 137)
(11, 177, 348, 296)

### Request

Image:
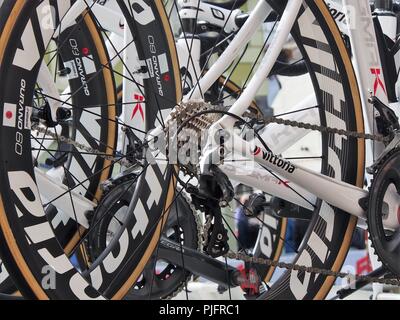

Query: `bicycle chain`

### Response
(32, 101, 399, 289)
(223, 251, 400, 287)
(202, 215, 398, 289)
(203, 220, 399, 288)
(260, 115, 390, 143)
(31, 124, 134, 168)
(166, 100, 390, 142)
(152, 188, 204, 300)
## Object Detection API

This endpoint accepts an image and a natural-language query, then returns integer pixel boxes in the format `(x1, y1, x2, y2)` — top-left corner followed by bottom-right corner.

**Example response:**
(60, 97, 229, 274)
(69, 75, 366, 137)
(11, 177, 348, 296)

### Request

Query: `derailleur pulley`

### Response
(189, 165, 234, 258)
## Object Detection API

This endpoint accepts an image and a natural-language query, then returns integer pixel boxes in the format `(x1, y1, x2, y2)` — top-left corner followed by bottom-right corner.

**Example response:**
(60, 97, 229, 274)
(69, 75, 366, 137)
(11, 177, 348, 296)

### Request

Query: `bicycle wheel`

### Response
(0, 3, 119, 295)
(168, 0, 364, 300)
(261, 0, 364, 299)
(0, 0, 181, 299)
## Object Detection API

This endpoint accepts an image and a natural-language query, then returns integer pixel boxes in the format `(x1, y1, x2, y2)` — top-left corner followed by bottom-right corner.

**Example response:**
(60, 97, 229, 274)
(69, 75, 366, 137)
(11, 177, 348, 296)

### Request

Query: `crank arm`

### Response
(158, 237, 240, 289)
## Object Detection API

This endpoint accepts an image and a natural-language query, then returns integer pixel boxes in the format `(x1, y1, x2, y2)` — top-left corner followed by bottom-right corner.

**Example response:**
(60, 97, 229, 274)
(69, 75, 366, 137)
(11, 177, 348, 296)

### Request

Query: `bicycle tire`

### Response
(0, 5, 118, 295)
(0, 0, 181, 300)
(258, 0, 364, 299)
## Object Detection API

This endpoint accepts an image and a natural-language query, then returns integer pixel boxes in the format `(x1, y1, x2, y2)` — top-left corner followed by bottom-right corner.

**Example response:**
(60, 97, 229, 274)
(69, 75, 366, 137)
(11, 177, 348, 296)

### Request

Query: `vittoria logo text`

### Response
(252, 147, 296, 173)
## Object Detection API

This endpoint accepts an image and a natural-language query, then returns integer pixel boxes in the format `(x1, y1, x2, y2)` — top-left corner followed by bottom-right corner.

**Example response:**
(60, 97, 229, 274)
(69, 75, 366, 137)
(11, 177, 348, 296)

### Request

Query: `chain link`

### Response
(163, 189, 204, 300)
(32, 124, 134, 168)
(201, 205, 400, 287)
(260, 116, 390, 142)
(224, 251, 400, 287)
(166, 100, 390, 143)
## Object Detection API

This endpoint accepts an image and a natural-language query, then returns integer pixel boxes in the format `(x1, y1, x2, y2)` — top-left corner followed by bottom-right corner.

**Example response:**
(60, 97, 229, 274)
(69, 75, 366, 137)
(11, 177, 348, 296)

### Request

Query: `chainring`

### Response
(367, 148, 400, 277)
(87, 173, 201, 300)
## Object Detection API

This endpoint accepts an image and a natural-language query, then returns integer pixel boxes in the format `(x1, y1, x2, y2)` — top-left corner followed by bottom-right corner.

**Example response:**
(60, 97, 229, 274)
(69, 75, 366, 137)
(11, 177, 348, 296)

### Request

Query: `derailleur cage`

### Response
(188, 165, 233, 258)
(203, 207, 230, 258)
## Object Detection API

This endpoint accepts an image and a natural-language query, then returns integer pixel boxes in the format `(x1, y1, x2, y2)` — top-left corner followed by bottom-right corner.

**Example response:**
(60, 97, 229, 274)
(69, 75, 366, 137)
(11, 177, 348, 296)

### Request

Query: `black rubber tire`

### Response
(258, 0, 364, 300)
(0, 6, 118, 295)
(0, 0, 181, 299)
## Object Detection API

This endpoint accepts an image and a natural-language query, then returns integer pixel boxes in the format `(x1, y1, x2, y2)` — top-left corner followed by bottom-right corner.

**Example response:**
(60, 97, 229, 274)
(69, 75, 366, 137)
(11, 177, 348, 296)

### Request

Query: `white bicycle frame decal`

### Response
(34, 0, 399, 231)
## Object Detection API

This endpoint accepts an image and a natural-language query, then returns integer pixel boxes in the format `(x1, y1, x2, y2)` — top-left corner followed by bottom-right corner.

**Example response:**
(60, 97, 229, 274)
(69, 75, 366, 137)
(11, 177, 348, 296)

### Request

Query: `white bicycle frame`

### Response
(34, 0, 400, 231)
(176, 0, 399, 229)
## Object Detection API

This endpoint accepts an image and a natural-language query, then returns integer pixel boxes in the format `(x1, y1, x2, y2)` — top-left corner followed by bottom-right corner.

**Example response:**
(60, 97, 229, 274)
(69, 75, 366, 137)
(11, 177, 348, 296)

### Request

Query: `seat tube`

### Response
(343, 0, 388, 158)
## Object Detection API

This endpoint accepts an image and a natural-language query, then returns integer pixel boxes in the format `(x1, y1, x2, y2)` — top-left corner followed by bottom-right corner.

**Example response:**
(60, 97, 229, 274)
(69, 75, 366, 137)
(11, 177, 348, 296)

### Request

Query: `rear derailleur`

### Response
(188, 165, 234, 258)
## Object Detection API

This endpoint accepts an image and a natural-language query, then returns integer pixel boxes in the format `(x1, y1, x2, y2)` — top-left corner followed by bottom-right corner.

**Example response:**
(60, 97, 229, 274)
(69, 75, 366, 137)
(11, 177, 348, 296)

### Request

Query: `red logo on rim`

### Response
(5, 111, 13, 119)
